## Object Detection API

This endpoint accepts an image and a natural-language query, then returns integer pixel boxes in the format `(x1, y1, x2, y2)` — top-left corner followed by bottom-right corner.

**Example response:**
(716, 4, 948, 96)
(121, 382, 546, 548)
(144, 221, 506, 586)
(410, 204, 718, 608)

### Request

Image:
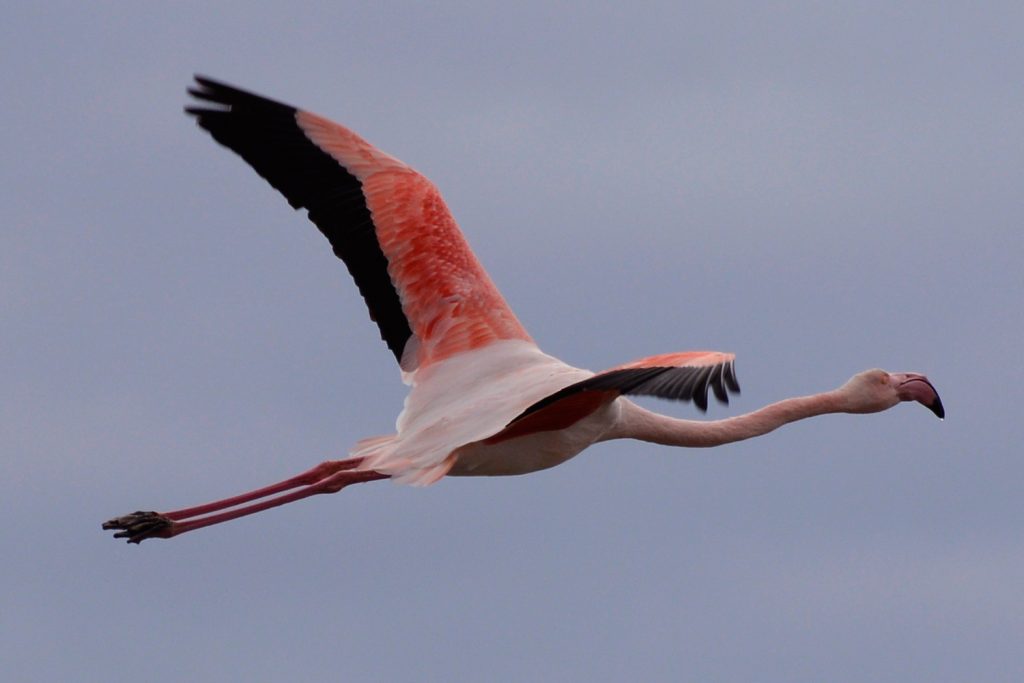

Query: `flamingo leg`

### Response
(162, 458, 367, 521)
(102, 458, 388, 543)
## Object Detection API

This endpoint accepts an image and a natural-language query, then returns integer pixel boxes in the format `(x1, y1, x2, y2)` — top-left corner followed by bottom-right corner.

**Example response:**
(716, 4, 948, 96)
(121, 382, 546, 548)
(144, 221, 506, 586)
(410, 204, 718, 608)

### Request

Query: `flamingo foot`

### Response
(102, 511, 175, 544)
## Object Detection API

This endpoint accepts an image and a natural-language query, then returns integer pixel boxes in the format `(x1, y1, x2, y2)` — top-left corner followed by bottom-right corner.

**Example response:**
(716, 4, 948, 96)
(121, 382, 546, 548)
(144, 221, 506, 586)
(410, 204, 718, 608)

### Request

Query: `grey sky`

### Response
(4, 2, 1022, 681)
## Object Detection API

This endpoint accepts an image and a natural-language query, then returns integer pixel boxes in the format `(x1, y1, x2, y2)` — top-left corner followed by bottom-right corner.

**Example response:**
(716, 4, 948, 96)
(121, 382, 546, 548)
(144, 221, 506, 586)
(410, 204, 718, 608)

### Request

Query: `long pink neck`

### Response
(607, 391, 846, 448)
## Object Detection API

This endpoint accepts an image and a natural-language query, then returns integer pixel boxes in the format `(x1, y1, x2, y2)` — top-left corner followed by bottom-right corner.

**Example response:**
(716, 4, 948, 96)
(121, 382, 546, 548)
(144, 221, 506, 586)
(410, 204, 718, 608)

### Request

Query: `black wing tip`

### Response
(510, 358, 742, 426)
(185, 79, 226, 118)
(711, 360, 740, 407)
(642, 360, 741, 412)
(192, 73, 222, 88)
(709, 365, 728, 405)
(694, 386, 709, 412)
(592, 360, 742, 412)
(190, 74, 245, 98)
(185, 75, 296, 116)
(724, 360, 741, 394)
(186, 75, 232, 106)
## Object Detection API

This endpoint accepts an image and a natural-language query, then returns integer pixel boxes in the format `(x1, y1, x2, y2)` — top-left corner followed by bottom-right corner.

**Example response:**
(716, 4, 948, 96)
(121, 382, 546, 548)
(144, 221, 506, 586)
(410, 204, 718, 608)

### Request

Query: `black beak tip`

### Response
(928, 396, 945, 419)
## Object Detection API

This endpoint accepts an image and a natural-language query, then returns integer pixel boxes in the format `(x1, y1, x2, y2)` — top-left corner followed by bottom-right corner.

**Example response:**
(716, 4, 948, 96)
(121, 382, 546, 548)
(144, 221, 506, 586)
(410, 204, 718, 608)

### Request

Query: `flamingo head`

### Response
(841, 369, 945, 419)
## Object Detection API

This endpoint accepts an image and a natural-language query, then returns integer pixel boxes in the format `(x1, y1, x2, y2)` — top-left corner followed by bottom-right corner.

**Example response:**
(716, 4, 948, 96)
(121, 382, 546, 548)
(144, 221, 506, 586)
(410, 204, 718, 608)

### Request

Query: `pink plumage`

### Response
(299, 110, 533, 371)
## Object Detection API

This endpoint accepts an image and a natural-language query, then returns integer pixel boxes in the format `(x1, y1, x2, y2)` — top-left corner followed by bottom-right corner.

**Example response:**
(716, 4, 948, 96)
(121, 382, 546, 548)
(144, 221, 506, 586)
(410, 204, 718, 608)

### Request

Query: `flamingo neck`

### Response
(608, 391, 846, 448)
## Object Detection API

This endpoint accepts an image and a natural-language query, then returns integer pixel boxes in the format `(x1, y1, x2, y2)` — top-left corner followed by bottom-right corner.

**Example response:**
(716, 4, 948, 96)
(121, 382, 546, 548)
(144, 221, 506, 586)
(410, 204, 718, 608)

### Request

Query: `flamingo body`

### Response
(355, 341, 736, 483)
(102, 77, 943, 543)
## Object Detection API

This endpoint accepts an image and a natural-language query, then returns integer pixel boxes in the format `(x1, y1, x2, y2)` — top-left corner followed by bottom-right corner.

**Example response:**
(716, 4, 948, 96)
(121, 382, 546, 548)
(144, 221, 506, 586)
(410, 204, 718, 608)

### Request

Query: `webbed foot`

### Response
(102, 511, 174, 544)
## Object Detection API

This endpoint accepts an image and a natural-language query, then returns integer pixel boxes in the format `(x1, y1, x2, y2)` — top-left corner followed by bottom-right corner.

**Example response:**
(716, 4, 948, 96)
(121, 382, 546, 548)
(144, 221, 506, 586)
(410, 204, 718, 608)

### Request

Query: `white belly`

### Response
(448, 400, 620, 476)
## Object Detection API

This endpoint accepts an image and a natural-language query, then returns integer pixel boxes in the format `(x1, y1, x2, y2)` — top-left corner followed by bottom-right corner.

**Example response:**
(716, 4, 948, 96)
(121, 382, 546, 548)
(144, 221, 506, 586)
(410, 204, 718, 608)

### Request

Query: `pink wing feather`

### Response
(187, 77, 532, 374)
(298, 111, 533, 370)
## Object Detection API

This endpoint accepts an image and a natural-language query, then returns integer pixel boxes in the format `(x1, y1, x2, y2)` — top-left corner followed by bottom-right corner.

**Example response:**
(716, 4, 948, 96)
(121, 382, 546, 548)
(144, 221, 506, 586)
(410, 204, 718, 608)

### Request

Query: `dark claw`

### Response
(102, 511, 174, 544)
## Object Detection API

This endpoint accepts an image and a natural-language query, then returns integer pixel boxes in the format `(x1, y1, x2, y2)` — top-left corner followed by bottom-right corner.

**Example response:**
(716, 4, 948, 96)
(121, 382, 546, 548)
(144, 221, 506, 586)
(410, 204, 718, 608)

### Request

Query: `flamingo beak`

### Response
(894, 373, 945, 419)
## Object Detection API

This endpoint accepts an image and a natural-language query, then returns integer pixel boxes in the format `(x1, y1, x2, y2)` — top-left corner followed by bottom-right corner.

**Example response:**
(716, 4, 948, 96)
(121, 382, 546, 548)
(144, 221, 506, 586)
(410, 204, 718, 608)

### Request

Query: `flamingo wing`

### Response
(186, 76, 532, 374)
(511, 351, 740, 425)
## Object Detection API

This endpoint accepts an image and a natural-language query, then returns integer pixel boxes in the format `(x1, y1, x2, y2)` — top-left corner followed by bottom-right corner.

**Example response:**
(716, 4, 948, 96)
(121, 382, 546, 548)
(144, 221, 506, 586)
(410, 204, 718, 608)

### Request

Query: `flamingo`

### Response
(103, 76, 944, 544)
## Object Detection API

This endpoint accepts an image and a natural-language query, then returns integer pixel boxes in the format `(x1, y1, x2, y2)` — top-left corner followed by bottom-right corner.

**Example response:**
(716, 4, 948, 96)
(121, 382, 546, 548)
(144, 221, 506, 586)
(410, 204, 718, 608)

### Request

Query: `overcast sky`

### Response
(4, 2, 1022, 681)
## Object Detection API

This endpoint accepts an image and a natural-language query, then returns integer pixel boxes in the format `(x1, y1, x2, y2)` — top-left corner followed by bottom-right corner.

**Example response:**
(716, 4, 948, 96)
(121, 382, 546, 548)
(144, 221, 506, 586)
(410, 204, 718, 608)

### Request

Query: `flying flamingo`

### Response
(103, 76, 944, 543)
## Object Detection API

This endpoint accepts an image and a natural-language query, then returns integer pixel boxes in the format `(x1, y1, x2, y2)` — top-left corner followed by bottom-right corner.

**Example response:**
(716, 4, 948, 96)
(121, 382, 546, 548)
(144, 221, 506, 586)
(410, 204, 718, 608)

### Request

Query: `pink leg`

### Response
(102, 458, 388, 544)
(162, 458, 366, 521)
